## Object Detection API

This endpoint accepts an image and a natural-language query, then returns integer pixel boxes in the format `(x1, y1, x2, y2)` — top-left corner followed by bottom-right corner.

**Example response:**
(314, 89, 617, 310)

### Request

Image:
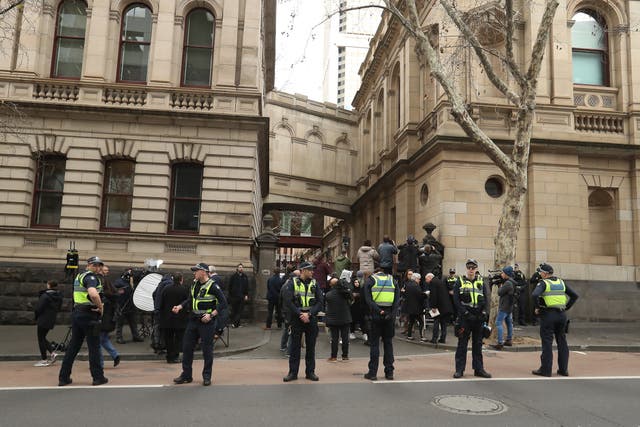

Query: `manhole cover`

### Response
(431, 395, 508, 415)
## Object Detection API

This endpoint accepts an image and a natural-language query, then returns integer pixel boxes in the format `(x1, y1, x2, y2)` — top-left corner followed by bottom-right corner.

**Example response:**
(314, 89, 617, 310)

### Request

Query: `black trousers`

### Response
(516, 291, 528, 323)
(162, 328, 185, 362)
(454, 316, 484, 373)
(181, 318, 216, 381)
(539, 309, 569, 375)
(407, 314, 424, 338)
(59, 311, 104, 381)
(368, 317, 395, 376)
(329, 324, 350, 358)
(266, 300, 282, 328)
(432, 313, 450, 341)
(37, 326, 52, 360)
(288, 316, 318, 376)
(116, 309, 140, 340)
(230, 297, 244, 327)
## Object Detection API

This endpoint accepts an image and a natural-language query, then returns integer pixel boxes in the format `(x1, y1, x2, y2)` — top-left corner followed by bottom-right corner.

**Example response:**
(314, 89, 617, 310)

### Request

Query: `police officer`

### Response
(172, 262, 227, 386)
(531, 263, 578, 377)
(513, 263, 529, 325)
(452, 258, 491, 379)
(363, 267, 400, 381)
(58, 256, 108, 386)
(282, 262, 323, 382)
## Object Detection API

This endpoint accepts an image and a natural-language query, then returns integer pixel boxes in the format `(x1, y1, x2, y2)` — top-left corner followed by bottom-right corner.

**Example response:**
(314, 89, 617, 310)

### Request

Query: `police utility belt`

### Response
(542, 307, 565, 312)
(74, 304, 98, 313)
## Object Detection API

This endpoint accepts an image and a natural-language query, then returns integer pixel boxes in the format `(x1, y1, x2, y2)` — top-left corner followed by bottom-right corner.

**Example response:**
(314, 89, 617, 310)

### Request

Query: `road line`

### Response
(0, 384, 168, 391)
(373, 375, 640, 384)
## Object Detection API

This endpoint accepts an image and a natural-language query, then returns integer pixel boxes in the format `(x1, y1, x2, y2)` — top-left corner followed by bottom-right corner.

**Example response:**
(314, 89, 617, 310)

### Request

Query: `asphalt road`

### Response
(1, 378, 638, 427)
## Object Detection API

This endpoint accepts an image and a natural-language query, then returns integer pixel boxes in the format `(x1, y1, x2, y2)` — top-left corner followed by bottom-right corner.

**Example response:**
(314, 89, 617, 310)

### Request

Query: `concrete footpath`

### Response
(1, 320, 639, 362)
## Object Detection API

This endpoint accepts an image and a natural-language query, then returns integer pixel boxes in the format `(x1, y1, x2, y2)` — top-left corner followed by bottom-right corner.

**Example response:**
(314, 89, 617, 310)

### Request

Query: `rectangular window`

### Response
(32, 155, 66, 227)
(102, 160, 134, 230)
(169, 163, 203, 233)
(572, 51, 605, 86)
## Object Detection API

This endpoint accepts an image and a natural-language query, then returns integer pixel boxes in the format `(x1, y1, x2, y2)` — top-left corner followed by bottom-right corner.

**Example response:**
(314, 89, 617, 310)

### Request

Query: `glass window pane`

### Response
(572, 12, 607, 50)
(183, 47, 212, 86)
(173, 165, 202, 198)
(54, 38, 84, 78)
(35, 193, 63, 226)
(38, 158, 65, 191)
(106, 161, 134, 194)
(104, 195, 132, 229)
(123, 6, 152, 42)
(172, 200, 200, 231)
(186, 9, 214, 46)
(573, 51, 604, 85)
(58, 0, 87, 37)
(119, 43, 149, 82)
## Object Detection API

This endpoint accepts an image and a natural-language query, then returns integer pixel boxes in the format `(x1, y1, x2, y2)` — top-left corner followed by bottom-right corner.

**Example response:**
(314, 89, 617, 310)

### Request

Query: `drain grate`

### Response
(431, 394, 508, 415)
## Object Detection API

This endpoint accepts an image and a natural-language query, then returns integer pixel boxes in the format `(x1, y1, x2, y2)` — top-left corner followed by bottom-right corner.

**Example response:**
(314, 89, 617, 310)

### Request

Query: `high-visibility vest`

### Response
(293, 278, 316, 310)
(541, 278, 567, 309)
(459, 275, 484, 308)
(73, 271, 103, 305)
(191, 279, 218, 315)
(371, 274, 395, 307)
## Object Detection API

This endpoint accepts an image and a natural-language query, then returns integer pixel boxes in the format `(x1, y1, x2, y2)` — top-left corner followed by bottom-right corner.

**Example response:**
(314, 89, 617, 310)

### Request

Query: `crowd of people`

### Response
(34, 235, 578, 385)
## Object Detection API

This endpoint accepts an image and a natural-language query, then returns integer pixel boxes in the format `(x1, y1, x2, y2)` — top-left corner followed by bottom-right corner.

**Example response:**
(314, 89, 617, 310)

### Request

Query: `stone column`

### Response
(82, 0, 110, 81)
(253, 214, 278, 321)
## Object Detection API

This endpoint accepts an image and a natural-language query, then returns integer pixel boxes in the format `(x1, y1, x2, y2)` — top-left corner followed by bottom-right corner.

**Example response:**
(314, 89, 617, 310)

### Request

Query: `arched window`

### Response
(182, 8, 215, 87)
(118, 4, 153, 83)
(32, 154, 66, 227)
(51, 0, 87, 78)
(169, 163, 203, 233)
(101, 159, 135, 230)
(572, 10, 609, 86)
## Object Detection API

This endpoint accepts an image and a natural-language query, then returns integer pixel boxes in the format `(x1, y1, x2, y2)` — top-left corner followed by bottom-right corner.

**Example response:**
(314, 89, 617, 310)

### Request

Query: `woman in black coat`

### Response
(99, 267, 121, 368)
(404, 273, 425, 340)
(159, 273, 189, 363)
(324, 277, 353, 361)
(427, 274, 454, 344)
(34, 280, 62, 365)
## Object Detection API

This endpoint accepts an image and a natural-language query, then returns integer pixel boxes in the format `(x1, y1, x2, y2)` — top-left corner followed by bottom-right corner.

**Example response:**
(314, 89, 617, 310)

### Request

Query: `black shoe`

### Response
(518, 321, 527, 326)
(167, 358, 181, 364)
(364, 372, 377, 381)
(92, 377, 109, 386)
(305, 373, 319, 381)
(203, 379, 211, 386)
(490, 344, 503, 350)
(428, 338, 438, 344)
(113, 355, 121, 367)
(556, 370, 569, 377)
(504, 340, 512, 347)
(58, 378, 72, 387)
(453, 371, 463, 379)
(173, 376, 193, 384)
(363, 341, 370, 346)
(532, 369, 551, 377)
(283, 373, 298, 382)
(385, 373, 394, 380)
(116, 338, 126, 344)
(438, 339, 446, 344)
(132, 337, 144, 342)
(474, 370, 492, 378)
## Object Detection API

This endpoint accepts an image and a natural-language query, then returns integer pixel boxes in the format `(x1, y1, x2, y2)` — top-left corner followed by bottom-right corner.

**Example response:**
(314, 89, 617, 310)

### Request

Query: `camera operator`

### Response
(363, 267, 400, 381)
(452, 258, 492, 379)
(325, 275, 353, 361)
(490, 266, 515, 350)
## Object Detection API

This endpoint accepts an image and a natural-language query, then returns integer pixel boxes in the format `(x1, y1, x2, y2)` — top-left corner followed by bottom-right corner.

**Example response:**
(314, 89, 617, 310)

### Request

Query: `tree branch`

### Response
(526, 0, 559, 83)
(439, 0, 521, 106)
(504, 0, 526, 85)
(0, 0, 24, 16)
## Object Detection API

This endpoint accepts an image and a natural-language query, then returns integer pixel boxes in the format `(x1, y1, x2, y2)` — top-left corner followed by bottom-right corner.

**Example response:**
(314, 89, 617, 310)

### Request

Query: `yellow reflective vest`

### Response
(293, 278, 317, 310)
(192, 279, 219, 315)
(73, 271, 103, 305)
(371, 274, 395, 307)
(541, 278, 567, 309)
(459, 275, 484, 308)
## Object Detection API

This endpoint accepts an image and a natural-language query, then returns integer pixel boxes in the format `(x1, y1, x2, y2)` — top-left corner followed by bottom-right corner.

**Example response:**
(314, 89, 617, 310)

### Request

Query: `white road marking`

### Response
(0, 384, 168, 391)
(374, 376, 640, 384)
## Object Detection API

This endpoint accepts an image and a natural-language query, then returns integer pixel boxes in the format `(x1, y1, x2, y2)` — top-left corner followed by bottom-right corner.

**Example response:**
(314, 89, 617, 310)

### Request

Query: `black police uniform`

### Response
(59, 269, 105, 385)
(531, 270, 578, 376)
(453, 273, 490, 377)
(282, 276, 323, 380)
(513, 269, 529, 325)
(177, 277, 227, 383)
(363, 272, 400, 380)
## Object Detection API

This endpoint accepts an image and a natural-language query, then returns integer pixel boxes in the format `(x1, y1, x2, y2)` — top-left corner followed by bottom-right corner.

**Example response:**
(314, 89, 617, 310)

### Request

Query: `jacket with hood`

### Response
(357, 246, 379, 274)
(333, 255, 352, 277)
(34, 289, 63, 330)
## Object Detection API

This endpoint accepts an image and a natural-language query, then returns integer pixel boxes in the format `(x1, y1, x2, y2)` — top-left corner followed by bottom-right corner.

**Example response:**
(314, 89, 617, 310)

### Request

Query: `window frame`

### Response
(31, 154, 66, 229)
(168, 162, 203, 234)
(50, 0, 88, 80)
(116, 3, 153, 84)
(571, 10, 610, 87)
(100, 159, 135, 232)
(180, 8, 216, 88)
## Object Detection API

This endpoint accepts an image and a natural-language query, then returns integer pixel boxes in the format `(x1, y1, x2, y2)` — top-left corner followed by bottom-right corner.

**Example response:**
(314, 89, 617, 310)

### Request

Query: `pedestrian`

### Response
(452, 258, 492, 379)
(426, 272, 453, 344)
(113, 268, 143, 344)
(446, 268, 458, 323)
(418, 244, 443, 280)
(99, 265, 120, 368)
(282, 262, 323, 382)
(159, 273, 188, 364)
(172, 262, 228, 386)
(404, 272, 424, 341)
(228, 263, 249, 328)
(531, 263, 579, 377)
(151, 272, 173, 354)
(397, 235, 419, 280)
(58, 256, 108, 386)
(356, 240, 379, 278)
(265, 268, 284, 330)
(491, 266, 516, 350)
(514, 263, 529, 325)
(349, 273, 364, 340)
(529, 270, 541, 326)
(363, 268, 400, 381)
(377, 235, 398, 275)
(324, 276, 352, 361)
(333, 248, 352, 278)
(34, 280, 62, 366)
(312, 253, 332, 292)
